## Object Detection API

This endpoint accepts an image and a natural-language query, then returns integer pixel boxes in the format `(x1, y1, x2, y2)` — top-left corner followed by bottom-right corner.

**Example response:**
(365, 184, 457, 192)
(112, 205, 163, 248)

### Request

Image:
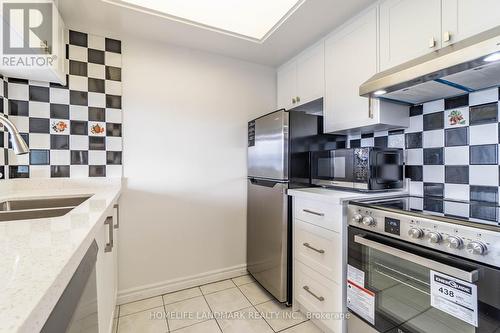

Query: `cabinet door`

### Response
(442, 0, 500, 46)
(96, 216, 117, 333)
(324, 7, 378, 133)
(296, 42, 325, 106)
(380, 0, 442, 71)
(0, 2, 66, 84)
(277, 61, 297, 110)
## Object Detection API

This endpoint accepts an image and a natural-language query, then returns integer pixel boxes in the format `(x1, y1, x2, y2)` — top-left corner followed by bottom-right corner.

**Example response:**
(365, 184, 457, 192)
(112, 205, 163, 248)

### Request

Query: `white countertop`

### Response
(288, 187, 407, 204)
(0, 178, 122, 333)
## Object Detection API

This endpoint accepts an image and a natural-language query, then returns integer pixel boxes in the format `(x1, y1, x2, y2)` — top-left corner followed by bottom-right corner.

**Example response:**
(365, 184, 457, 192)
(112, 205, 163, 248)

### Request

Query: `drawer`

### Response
(293, 197, 341, 232)
(295, 260, 343, 333)
(295, 220, 342, 283)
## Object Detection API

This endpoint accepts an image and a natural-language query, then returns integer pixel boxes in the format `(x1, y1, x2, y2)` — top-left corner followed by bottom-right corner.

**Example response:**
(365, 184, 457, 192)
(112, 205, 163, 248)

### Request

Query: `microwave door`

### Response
(332, 149, 354, 183)
(316, 151, 334, 180)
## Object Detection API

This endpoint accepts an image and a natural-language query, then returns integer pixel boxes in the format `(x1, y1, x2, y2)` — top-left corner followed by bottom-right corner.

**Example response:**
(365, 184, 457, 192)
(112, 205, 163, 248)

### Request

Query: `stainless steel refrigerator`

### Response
(247, 109, 344, 304)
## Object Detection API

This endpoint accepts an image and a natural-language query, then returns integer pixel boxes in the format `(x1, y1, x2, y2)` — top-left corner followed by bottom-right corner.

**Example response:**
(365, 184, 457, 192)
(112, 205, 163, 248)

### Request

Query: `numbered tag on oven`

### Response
(430, 271, 478, 327)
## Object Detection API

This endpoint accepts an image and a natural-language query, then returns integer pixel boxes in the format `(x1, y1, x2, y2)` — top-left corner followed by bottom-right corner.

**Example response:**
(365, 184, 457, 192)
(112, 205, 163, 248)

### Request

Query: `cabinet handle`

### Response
(303, 242, 325, 254)
(113, 204, 120, 229)
(104, 216, 114, 253)
(303, 286, 325, 302)
(429, 37, 436, 48)
(443, 31, 451, 43)
(303, 209, 324, 217)
(368, 98, 374, 119)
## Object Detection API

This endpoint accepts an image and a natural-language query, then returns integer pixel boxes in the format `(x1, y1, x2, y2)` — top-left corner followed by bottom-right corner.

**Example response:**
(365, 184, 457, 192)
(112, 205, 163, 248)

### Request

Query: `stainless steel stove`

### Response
(348, 195, 500, 267)
(346, 195, 500, 333)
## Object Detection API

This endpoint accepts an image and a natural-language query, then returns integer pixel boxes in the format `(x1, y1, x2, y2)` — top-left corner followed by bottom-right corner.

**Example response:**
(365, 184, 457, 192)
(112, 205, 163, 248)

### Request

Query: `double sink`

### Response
(0, 196, 92, 222)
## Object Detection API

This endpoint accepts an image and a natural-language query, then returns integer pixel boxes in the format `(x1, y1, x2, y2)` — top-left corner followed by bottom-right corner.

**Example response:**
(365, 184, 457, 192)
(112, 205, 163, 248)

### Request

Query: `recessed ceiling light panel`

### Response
(103, 0, 305, 42)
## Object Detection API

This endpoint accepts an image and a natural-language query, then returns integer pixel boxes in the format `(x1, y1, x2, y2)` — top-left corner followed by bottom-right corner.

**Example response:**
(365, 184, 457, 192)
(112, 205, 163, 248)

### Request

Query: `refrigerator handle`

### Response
(248, 178, 287, 189)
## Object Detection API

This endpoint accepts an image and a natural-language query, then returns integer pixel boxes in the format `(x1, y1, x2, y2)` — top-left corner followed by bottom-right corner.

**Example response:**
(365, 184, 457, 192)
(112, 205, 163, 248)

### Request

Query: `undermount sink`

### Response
(0, 195, 92, 222)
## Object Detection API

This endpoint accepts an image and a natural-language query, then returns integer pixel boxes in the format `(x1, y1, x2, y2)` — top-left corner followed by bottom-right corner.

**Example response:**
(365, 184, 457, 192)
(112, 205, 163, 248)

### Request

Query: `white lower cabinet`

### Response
(293, 197, 345, 333)
(96, 203, 120, 333)
(295, 261, 342, 333)
(295, 220, 342, 283)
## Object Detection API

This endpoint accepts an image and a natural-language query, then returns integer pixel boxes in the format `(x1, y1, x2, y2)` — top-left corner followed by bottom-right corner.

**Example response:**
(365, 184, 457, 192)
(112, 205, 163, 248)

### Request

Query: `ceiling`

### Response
(58, 0, 377, 66)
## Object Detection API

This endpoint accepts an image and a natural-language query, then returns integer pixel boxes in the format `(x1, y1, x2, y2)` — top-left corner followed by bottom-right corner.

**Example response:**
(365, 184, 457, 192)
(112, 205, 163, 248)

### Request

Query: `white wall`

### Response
(118, 36, 276, 302)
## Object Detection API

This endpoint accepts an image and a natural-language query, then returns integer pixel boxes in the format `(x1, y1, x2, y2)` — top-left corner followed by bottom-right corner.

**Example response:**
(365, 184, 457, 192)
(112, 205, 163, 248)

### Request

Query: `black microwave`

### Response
(310, 147, 404, 191)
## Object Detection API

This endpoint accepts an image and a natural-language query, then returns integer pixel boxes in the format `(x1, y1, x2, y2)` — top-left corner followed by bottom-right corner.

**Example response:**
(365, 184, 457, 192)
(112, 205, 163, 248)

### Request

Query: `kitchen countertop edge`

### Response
(288, 187, 408, 204)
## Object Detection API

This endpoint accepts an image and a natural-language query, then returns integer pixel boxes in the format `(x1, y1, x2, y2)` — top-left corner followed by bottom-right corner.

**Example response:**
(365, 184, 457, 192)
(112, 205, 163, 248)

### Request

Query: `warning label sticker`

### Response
(347, 278, 375, 325)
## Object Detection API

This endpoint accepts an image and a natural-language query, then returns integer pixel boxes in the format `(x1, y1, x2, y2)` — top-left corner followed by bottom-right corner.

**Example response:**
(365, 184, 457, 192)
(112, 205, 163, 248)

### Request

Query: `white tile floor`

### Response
(114, 275, 324, 333)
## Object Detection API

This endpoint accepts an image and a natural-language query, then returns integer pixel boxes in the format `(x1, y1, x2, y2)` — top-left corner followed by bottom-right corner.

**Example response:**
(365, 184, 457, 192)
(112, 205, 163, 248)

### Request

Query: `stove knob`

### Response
(408, 228, 424, 239)
(351, 214, 363, 224)
(428, 232, 442, 244)
(362, 216, 375, 226)
(466, 241, 487, 255)
(446, 236, 463, 249)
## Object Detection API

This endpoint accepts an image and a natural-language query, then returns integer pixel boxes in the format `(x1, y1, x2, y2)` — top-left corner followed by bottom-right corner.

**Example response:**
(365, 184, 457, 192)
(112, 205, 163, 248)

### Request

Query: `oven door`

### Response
(347, 226, 500, 333)
(311, 149, 354, 187)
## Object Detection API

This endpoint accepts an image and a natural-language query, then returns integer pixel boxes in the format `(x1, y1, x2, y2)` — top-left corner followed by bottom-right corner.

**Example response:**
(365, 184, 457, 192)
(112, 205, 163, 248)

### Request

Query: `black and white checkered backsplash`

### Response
(0, 30, 122, 179)
(347, 87, 500, 206)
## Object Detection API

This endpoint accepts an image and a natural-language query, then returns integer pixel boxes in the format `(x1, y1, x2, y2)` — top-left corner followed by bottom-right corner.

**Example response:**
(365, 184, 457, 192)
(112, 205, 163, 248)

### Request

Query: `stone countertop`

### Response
(288, 187, 408, 204)
(0, 178, 122, 333)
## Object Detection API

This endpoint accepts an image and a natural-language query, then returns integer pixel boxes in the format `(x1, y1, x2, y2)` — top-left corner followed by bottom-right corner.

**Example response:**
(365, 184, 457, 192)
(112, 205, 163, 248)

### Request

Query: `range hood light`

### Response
(373, 90, 387, 96)
(484, 52, 500, 62)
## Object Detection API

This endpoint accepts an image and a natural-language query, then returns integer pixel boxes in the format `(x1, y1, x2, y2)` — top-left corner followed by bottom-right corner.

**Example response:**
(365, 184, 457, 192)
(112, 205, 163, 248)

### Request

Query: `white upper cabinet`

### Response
(324, 7, 379, 133)
(277, 61, 297, 110)
(441, 0, 500, 46)
(380, 0, 442, 71)
(0, 0, 67, 84)
(296, 42, 325, 106)
(277, 41, 324, 110)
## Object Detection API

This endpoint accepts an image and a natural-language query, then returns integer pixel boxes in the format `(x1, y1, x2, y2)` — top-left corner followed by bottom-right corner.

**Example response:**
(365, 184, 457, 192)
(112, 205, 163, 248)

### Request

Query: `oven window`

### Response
(348, 229, 500, 333)
(365, 246, 475, 333)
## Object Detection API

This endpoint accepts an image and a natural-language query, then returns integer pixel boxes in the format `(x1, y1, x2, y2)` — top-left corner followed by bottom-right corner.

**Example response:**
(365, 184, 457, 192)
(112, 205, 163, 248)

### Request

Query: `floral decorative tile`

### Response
(88, 122, 106, 136)
(444, 107, 469, 128)
(50, 119, 70, 134)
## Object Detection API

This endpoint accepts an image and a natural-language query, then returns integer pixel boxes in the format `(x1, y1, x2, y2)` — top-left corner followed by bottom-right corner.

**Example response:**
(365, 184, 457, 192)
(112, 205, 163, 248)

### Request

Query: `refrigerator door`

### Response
(247, 178, 289, 303)
(248, 110, 289, 181)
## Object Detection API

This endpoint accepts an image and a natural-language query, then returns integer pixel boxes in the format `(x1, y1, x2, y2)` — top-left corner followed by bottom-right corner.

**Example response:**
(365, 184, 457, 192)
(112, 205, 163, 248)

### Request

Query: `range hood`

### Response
(360, 26, 500, 105)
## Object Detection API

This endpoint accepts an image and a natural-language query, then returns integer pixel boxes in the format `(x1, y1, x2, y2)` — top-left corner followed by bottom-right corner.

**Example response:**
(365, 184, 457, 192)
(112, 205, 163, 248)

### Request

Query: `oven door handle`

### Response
(354, 235, 479, 283)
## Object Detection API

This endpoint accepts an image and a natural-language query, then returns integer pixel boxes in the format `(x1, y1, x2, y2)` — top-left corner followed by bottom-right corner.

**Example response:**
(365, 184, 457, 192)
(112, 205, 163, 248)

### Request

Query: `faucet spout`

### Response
(0, 114, 29, 155)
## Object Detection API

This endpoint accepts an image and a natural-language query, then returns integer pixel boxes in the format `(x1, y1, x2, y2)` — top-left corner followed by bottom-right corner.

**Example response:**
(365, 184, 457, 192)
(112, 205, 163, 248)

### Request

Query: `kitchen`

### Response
(0, 0, 499, 333)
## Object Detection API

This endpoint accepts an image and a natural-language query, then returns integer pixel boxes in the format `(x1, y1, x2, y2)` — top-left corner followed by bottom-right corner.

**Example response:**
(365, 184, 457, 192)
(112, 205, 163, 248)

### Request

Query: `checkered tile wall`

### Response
(1, 30, 122, 179)
(347, 87, 500, 207)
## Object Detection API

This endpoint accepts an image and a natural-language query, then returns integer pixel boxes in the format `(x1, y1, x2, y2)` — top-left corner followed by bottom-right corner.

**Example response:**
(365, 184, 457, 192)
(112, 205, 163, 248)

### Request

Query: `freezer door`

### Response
(247, 178, 289, 302)
(248, 110, 289, 180)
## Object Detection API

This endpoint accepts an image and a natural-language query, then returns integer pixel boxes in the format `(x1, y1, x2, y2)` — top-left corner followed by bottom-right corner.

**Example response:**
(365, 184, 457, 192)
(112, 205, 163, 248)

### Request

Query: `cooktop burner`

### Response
(353, 195, 500, 228)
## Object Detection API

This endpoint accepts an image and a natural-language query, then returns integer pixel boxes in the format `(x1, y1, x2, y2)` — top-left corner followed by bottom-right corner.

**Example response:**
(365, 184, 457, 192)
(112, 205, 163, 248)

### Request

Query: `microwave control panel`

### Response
(353, 148, 369, 181)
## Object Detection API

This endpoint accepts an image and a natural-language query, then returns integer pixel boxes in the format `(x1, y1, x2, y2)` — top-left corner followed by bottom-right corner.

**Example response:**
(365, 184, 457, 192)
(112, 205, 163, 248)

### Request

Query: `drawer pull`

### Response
(303, 242, 325, 254)
(303, 286, 325, 302)
(303, 209, 324, 217)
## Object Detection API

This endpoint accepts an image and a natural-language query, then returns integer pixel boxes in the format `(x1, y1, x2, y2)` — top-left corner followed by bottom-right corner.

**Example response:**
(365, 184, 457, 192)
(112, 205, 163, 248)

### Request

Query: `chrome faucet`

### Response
(0, 114, 29, 154)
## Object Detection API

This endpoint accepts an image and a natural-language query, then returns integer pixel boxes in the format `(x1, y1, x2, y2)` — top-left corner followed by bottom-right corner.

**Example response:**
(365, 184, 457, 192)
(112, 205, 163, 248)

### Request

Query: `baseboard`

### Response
(117, 264, 248, 305)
